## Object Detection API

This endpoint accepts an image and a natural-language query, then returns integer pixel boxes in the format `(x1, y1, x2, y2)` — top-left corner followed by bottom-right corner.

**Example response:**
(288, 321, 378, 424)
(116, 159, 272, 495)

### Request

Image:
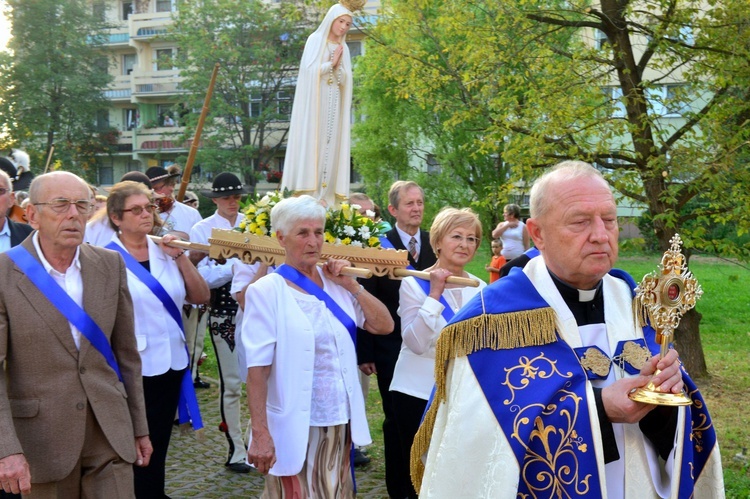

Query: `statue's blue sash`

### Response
(6, 245, 123, 381)
(106, 242, 203, 431)
(274, 264, 356, 345)
(464, 268, 715, 498)
(414, 277, 455, 323)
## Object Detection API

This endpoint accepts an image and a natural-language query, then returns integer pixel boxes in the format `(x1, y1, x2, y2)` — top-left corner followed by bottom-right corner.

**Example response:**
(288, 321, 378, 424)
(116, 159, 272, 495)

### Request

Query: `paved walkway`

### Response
(165, 377, 389, 498)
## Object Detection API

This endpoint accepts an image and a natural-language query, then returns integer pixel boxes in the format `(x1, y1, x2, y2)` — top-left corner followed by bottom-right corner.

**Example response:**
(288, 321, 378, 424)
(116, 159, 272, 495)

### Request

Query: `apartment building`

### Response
(94, 0, 379, 187)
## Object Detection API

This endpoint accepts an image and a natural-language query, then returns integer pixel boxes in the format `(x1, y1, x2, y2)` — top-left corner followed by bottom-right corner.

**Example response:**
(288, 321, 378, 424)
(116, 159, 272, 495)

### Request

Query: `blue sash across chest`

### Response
(274, 264, 357, 345)
(6, 245, 123, 381)
(413, 277, 455, 323)
(106, 242, 203, 431)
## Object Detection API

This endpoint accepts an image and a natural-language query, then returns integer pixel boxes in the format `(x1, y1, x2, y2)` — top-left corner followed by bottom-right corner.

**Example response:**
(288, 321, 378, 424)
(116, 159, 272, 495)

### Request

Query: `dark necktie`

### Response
(408, 236, 418, 262)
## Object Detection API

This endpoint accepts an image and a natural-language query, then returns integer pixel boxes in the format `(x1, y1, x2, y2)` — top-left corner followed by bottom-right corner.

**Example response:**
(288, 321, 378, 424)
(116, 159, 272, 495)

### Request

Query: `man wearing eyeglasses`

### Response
(0, 171, 152, 497)
(0, 169, 33, 254)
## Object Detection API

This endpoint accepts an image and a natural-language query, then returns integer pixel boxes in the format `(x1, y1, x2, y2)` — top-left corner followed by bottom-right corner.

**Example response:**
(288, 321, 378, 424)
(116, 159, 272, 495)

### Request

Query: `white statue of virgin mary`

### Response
(280, 1, 362, 207)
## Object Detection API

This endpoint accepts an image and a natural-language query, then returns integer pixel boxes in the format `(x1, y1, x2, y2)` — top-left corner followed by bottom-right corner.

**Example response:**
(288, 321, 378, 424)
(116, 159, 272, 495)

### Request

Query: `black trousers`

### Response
(391, 391, 427, 499)
(134, 368, 185, 499)
(375, 359, 417, 499)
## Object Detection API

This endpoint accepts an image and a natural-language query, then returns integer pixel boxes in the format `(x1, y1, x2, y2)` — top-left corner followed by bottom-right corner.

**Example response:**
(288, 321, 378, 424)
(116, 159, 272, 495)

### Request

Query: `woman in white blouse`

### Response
(390, 207, 487, 496)
(106, 181, 209, 497)
(242, 195, 393, 498)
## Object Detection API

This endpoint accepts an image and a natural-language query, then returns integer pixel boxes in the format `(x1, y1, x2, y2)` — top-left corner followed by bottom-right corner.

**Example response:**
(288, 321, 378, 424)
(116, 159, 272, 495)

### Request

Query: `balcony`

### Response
(106, 31, 130, 46)
(135, 130, 196, 153)
(104, 75, 132, 101)
(129, 11, 173, 41)
(132, 71, 183, 98)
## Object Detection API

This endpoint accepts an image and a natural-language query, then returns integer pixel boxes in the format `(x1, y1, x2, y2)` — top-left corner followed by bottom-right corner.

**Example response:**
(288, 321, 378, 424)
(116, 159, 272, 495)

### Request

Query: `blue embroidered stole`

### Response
(462, 268, 715, 499)
(274, 264, 357, 345)
(106, 242, 203, 431)
(6, 245, 123, 381)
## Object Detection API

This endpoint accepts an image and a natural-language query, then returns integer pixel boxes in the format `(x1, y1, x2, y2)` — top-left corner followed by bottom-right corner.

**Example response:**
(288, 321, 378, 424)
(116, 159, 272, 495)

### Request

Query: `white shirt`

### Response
(501, 221, 526, 260)
(395, 223, 421, 256)
(84, 216, 115, 247)
(0, 219, 10, 253)
(242, 269, 371, 476)
(160, 201, 203, 235)
(390, 274, 485, 399)
(190, 211, 244, 289)
(292, 289, 350, 426)
(109, 234, 189, 376)
(32, 232, 84, 349)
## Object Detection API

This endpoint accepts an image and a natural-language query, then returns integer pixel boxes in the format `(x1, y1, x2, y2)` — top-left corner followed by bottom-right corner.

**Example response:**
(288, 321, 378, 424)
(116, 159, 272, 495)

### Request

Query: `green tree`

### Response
(0, 0, 115, 181)
(171, 0, 318, 190)
(354, 0, 750, 376)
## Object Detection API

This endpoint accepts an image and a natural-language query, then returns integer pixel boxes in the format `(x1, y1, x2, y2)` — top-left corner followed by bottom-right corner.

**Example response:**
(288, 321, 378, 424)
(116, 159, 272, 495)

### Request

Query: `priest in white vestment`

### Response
(412, 161, 724, 498)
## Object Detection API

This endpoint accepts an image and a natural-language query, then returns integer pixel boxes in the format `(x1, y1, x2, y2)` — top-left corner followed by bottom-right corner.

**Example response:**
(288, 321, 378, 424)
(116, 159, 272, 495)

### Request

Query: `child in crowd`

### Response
(485, 239, 506, 283)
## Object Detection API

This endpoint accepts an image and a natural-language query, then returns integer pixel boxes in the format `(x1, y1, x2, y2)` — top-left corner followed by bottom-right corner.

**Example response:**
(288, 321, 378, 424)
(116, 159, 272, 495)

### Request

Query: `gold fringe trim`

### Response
(633, 296, 650, 329)
(410, 306, 557, 492)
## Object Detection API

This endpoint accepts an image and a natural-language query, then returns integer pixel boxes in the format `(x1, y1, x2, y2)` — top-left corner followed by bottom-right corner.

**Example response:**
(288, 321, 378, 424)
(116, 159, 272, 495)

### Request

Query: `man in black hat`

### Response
(145, 165, 202, 239)
(6, 150, 34, 193)
(189, 172, 252, 473)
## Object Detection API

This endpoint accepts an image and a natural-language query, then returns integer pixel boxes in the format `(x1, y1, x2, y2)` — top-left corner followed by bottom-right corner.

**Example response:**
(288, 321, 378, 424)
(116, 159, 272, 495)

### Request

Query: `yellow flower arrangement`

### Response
(237, 190, 285, 237)
(324, 203, 382, 248)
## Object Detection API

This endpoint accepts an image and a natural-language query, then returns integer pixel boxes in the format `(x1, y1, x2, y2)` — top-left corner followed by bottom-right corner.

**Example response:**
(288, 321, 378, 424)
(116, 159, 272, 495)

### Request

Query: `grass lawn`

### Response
(206, 245, 749, 496)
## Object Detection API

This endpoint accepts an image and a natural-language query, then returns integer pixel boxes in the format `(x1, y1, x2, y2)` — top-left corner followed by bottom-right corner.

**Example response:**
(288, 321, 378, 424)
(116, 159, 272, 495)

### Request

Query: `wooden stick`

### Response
(149, 235, 372, 278)
(176, 63, 220, 202)
(43, 144, 55, 174)
(149, 235, 210, 253)
(393, 268, 480, 287)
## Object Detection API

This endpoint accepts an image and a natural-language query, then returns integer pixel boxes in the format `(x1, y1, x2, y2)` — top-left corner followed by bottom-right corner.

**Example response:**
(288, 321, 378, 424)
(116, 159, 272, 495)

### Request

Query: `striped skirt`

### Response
(262, 424, 354, 499)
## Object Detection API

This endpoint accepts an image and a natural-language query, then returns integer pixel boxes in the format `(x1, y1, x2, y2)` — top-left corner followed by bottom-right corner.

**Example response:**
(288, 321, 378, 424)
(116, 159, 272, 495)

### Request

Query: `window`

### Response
(156, 0, 173, 12)
(347, 41, 363, 59)
(663, 85, 691, 116)
(157, 104, 175, 126)
(99, 163, 114, 185)
(121, 1, 133, 21)
(124, 108, 138, 130)
(122, 53, 136, 75)
(277, 90, 292, 118)
(93, 3, 106, 22)
(426, 154, 441, 174)
(95, 110, 110, 131)
(250, 93, 262, 118)
(155, 48, 176, 71)
(603, 86, 626, 118)
(595, 29, 609, 50)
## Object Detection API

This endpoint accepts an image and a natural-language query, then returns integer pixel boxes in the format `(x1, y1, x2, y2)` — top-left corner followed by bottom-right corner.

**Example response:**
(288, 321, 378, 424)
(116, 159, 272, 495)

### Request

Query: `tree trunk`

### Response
(672, 308, 708, 379)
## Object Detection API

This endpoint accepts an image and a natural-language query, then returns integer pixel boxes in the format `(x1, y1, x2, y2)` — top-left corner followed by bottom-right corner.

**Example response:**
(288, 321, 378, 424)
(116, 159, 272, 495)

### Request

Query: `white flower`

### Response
(365, 209, 376, 218)
(343, 225, 356, 237)
(335, 238, 342, 245)
(358, 226, 371, 239)
(351, 203, 361, 211)
(260, 225, 268, 235)
(350, 241, 363, 247)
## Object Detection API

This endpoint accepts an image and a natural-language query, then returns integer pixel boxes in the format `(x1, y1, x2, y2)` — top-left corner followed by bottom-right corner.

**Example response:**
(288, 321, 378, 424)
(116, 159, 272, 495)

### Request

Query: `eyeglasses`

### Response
(34, 198, 94, 214)
(122, 204, 158, 216)
(448, 234, 479, 246)
(0, 188, 9, 196)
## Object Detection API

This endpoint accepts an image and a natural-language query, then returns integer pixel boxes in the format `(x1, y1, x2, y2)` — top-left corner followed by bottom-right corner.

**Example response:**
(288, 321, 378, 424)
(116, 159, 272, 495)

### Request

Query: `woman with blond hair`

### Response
(389, 207, 487, 498)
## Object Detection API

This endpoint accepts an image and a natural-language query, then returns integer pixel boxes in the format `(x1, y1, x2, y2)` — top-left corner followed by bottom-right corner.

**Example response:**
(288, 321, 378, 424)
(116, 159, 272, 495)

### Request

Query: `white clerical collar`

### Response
(578, 288, 598, 302)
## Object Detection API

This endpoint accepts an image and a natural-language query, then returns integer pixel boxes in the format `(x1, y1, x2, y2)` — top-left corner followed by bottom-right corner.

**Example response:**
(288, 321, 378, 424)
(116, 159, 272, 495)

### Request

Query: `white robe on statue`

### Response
(280, 4, 353, 207)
